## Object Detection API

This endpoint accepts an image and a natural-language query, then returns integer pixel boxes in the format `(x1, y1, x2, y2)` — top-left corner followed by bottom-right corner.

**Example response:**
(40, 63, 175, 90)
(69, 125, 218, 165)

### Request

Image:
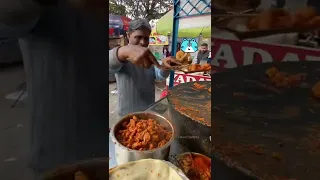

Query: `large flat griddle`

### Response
(211, 62, 320, 180)
(168, 81, 211, 127)
(167, 81, 211, 156)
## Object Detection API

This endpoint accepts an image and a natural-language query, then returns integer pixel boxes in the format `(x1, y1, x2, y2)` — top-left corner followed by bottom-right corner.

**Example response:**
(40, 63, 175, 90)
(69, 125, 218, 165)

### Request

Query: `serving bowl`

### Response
(110, 112, 175, 165)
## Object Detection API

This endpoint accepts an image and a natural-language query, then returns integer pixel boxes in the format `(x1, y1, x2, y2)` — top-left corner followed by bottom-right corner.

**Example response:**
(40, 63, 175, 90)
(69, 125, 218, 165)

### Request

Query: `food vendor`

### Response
(176, 42, 192, 64)
(109, 19, 180, 117)
(192, 43, 210, 65)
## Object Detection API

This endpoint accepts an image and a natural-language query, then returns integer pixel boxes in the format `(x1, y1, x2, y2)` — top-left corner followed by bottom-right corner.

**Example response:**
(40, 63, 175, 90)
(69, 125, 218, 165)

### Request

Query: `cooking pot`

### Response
(110, 112, 175, 165)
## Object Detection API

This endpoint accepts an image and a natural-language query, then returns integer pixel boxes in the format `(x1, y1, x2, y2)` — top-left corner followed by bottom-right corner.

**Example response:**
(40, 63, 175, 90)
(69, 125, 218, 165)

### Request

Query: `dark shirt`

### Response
(164, 50, 171, 57)
(1, 1, 109, 173)
(195, 50, 210, 64)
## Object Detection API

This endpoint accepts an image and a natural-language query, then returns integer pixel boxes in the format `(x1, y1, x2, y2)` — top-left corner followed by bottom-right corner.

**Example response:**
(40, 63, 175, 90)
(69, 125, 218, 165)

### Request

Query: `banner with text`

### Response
(166, 72, 211, 86)
(211, 38, 320, 73)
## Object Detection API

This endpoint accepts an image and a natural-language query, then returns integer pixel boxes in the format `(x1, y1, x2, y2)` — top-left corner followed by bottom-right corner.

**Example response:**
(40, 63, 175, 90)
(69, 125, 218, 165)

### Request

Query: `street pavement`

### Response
(0, 65, 165, 179)
(0, 64, 33, 179)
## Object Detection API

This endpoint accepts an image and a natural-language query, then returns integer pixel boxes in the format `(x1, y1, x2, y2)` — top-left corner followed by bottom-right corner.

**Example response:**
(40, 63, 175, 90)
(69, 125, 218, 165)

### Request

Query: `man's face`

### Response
(200, 45, 208, 53)
(127, 28, 151, 47)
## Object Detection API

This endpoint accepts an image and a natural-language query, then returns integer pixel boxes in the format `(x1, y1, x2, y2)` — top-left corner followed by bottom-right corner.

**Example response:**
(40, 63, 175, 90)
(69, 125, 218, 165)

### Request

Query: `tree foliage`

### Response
(109, 0, 173, 21)
(109, 0, 126, 16)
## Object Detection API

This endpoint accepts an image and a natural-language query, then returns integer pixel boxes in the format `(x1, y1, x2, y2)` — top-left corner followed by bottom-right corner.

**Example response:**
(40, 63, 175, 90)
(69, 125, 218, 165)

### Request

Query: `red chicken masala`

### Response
(116, 116, 172, 151)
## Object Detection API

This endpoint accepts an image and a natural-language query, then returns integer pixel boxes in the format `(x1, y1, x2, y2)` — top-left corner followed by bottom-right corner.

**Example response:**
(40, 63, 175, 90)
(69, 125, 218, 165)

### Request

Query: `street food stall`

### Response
(111, 0, 212, 180)
(211, 1, 320, 179)
(156, 0, 212, 97)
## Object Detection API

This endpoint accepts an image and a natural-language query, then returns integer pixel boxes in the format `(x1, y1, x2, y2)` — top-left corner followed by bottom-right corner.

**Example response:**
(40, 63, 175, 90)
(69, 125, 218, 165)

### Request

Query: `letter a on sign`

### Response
(175, 75, 185, 84)
(212, 44, 237, 68)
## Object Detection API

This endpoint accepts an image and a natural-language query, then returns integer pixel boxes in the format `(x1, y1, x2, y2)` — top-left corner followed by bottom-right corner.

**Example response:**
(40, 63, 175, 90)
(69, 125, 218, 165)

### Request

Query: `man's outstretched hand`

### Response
(118, 45, 181, 70)
(162, 57, 182, 70)
(118, 45, 160, 69)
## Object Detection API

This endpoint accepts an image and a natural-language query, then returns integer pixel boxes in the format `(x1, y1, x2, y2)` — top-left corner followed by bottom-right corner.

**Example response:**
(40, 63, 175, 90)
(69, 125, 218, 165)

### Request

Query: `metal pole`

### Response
(169, 0, 180, 88)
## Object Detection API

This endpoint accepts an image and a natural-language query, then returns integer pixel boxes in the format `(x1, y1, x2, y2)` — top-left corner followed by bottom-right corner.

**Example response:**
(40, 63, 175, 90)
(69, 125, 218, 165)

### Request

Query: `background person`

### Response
(193, 43, 210, 64)
(176, 42, 181, 53)
(163, 45, 171, 58)
(176, 42, 192, 65)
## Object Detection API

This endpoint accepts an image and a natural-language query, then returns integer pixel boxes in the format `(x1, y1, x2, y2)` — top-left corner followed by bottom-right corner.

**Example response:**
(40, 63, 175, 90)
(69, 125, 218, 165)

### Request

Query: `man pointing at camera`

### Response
(109, 19, 180, 117)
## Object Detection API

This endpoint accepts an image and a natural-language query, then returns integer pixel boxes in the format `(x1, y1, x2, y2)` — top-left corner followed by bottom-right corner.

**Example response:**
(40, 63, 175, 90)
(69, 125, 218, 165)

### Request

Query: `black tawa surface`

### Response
(167, 81, 211, 127)
(167, 81, 211, 156)
(211, 62, 320, 180)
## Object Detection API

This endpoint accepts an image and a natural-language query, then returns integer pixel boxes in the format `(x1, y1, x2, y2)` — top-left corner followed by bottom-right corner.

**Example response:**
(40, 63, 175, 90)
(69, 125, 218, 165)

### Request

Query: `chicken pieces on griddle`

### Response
(247, 6, 320, 30)
(187, 63, 211, 72)
(292, 6, 317, 28)
(202, 63, 211, 71)
(312, 81, 320, 98)
(266, 67, 306, 88)
(247, 8, 292, 30)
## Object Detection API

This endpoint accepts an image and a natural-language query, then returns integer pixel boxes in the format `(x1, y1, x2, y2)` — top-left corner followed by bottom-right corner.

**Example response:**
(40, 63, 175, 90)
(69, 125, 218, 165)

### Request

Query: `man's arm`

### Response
(154, 56, 180, 80)
(193, 51, 199, 64)
(176, 51, 188, 63)
(109, 47, 124, 73)
(109, 46, 170, 80)
(154, 66, 170, 81)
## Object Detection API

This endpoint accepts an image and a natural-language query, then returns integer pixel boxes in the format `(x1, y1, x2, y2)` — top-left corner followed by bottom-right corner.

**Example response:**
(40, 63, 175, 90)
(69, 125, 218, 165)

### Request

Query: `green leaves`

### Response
(109, 0, 173, 21)
(109, 0, 126, 16)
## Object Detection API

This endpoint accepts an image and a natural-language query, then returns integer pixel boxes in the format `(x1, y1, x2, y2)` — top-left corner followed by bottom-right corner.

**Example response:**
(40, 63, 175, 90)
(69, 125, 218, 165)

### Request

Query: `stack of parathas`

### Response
(109, 159, 188, 180)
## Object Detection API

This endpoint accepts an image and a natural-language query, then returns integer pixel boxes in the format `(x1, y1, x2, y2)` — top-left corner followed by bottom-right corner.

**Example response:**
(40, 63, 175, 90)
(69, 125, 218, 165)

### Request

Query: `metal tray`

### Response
(178, 67, 211, 74)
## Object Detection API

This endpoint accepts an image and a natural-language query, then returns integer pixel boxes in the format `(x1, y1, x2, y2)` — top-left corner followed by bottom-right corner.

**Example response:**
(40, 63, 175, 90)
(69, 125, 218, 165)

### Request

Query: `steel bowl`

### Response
(173, 152, 211, 179)
(174, 152, 211, 168)
(176, 152, 211, 162)
(110, 112, 175, 165)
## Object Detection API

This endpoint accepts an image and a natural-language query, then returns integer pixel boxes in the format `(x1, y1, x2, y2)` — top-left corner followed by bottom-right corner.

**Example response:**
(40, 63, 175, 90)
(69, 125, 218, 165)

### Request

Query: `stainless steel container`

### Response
(110, 112, 175, 165)
(175, 152, 211, 163)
